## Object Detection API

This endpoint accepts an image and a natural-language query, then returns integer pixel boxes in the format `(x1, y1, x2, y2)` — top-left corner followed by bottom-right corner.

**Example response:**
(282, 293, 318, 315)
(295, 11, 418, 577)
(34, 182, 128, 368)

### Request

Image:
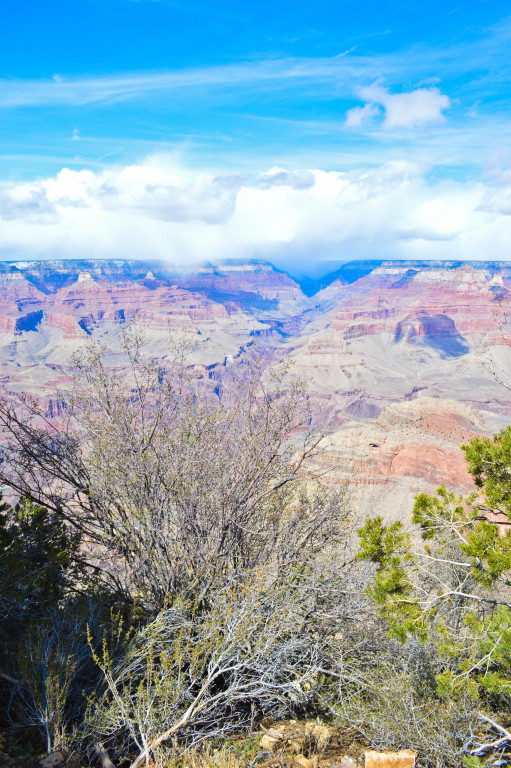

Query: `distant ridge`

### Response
(296, 261, 384, 296)
(5, 257, 511, 298)
(295, 260, 511, 296)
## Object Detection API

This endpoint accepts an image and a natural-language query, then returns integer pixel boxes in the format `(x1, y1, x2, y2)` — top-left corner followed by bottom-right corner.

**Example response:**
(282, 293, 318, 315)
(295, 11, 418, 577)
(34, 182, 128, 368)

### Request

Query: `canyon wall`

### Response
(1, 257, 510, 520)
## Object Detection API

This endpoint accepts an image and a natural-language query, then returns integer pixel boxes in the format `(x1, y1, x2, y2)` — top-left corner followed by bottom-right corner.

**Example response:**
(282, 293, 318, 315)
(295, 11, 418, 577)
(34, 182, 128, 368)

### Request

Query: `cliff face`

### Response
(279, 262, 511, 516)
(0, 257, 510, 518)
(0, 259, 305, 353)
(0, 259, 312, 409)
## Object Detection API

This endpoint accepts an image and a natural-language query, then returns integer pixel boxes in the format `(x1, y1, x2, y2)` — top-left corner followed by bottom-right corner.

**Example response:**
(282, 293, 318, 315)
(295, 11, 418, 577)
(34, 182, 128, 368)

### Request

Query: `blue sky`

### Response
(0, 1, 511, 268)
(2, 0, 510, 176)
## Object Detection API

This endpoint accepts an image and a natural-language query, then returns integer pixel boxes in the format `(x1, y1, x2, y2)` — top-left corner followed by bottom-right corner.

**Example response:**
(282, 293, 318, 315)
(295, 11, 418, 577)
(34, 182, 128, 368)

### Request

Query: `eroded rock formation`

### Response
(0, 258, 510, 518)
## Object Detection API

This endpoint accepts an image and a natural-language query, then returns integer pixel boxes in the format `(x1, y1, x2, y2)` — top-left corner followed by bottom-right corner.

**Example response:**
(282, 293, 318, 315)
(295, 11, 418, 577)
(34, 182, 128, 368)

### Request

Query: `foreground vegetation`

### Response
(0, 330, 509, 767)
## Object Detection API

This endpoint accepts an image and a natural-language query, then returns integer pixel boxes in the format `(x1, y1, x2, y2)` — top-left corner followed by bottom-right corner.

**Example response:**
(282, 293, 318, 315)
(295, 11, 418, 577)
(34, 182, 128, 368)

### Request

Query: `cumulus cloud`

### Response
(348, 84, 450, 130)
(345, 103, 380, 128)
(256, 169, 315, 190)
(473, 153, 511, 215)
(478, 191, 511, 216)
(0, 160, 509, 265)
(96, 167, 244, 224)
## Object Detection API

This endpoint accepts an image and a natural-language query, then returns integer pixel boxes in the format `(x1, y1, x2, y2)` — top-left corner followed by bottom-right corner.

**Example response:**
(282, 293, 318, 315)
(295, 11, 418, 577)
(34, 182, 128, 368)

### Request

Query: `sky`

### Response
(1, 0, 511, 272)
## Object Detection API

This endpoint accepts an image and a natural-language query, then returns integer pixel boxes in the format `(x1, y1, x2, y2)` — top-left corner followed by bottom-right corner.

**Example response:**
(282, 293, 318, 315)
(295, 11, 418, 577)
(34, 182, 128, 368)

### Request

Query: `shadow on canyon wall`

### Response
(394, 313, 470, 358)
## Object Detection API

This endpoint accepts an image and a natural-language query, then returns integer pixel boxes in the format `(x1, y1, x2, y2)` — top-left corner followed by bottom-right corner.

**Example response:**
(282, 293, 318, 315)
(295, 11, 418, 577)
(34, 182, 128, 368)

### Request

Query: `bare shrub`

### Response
(0, 328, 357, 765)
(83, 569, 329, 768)
(325, 635, 480, 768)
(10, 605, 98, 755)
(0, 328, 349, 612)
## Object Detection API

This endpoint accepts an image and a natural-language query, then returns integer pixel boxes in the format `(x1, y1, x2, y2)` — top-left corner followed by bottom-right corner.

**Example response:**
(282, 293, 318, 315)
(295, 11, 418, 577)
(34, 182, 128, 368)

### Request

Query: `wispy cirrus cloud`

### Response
(0, 16, 510, 180)
(1, 14, 507, 111)
(0, 58, 362, 108)
(0, 30, 492, 112)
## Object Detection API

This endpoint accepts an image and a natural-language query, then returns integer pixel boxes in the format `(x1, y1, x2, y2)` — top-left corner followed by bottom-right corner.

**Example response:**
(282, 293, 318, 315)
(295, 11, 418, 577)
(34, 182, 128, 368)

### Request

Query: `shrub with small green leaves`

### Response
(0, 494, 82, 650)
(84, 569, 326, 768)
(358, 428, 511, 719)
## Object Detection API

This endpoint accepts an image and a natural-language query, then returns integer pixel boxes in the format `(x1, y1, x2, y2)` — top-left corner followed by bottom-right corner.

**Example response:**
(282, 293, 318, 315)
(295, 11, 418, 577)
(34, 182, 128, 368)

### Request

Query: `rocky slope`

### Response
(1, 257, 510, 519)
(283, 261, 511, 516)
(0, 259, 310, 394)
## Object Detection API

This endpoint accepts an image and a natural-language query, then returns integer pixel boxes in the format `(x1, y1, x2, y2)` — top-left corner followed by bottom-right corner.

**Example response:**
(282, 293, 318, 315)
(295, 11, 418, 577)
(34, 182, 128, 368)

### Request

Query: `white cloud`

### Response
(345, 103, 380, 128)
(0, 160, 509, 265)
(0, 59, 357, 108)
(352, 84, 450, 129)
(257, 168, 315, 189)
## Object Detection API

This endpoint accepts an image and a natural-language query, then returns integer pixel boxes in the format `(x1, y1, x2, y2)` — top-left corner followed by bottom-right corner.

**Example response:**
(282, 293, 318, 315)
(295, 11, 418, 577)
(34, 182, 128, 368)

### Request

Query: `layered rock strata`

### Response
(0, 258, 510, 518)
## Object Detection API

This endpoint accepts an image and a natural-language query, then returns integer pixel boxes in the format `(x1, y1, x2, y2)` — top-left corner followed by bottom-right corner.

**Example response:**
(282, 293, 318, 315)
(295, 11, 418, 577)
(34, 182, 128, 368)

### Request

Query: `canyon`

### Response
(0, 257, 510, 520)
